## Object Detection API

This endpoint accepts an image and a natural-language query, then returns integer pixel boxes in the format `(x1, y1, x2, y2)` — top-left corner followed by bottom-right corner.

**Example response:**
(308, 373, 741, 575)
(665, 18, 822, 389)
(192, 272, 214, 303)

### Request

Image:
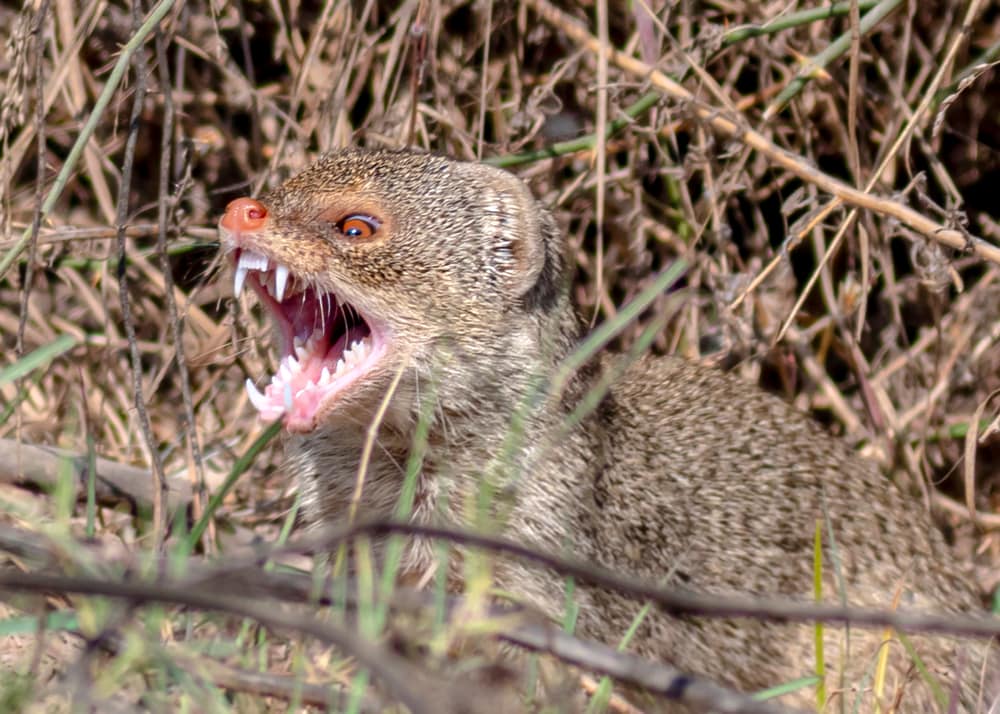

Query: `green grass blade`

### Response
(814, 518, 827, 710)
(0, 611, 79, 635)
(765, 0, 904, 117)
(753, 674, 822, 701)
(0, 334, 77, 387)
(183, 420, 282, 554)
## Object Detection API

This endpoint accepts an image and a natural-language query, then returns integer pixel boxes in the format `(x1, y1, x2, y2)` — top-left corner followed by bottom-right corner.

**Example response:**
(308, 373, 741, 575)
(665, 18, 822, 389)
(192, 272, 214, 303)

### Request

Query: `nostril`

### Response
(221, 197, 268, 232)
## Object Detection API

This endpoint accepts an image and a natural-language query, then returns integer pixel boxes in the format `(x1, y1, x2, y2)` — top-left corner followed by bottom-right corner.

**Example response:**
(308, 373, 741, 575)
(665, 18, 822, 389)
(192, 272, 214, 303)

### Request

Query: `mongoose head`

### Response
(219, 149, 570, 433)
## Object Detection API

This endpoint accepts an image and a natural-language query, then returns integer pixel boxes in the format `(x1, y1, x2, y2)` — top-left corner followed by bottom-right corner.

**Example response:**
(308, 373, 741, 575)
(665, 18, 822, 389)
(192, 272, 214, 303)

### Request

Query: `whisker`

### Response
(319, 289, 327, 334)
(341, 302, 353, 340)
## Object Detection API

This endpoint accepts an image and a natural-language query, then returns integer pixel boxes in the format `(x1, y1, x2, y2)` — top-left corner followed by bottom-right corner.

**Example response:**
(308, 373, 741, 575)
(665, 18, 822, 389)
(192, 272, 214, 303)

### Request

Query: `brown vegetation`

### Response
(0, 0, 998, 710)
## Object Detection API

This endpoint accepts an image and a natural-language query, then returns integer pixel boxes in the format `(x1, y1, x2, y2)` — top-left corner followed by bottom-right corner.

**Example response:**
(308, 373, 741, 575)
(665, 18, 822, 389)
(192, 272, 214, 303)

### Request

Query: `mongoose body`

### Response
(219, 148, 998, 711)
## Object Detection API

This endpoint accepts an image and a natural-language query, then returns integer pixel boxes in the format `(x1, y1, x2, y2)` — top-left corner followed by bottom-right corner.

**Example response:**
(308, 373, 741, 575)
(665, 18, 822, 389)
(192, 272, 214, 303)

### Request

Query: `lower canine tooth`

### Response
(245, 379, 271, 411)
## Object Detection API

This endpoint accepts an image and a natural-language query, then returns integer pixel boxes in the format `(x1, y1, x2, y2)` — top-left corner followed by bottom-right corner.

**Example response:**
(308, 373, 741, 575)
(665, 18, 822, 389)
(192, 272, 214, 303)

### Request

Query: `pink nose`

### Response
(220, 197, 268, 233)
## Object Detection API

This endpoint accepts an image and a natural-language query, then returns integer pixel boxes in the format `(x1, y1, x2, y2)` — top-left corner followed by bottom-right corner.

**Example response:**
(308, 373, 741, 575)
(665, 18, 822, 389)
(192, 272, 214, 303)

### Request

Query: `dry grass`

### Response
(0, 0, 999, 710)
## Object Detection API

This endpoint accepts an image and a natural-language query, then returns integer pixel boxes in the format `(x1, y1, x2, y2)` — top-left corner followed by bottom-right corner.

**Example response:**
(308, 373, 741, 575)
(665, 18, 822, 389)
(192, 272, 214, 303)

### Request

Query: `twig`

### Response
(505, 621, 799, 713)
(15, 0, 52, 360)
(214, 519, 1000, 640)
(195, 565, 797, 712)
(151, 12, 209, 553)
(113, 19, 167, 548)
(0, 437, 192, 513)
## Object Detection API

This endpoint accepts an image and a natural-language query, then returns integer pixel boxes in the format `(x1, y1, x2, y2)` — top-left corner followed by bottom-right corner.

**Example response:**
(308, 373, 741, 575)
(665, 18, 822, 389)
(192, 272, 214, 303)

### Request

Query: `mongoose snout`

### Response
(221, 148, 998, 711)
(220, 194, 389, 432)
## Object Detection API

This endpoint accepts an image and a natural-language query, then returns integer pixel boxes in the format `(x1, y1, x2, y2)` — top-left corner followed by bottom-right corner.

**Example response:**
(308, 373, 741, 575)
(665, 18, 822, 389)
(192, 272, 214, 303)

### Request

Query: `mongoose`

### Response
(219, 148, 998, 711)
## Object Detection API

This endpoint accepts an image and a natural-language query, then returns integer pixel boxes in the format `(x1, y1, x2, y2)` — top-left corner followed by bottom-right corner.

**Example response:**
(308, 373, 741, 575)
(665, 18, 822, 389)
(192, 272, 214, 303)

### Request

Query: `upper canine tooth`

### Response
(274, 264, 290, 301)
(233, 265, 249, 297)
(234, 250, 270, 297)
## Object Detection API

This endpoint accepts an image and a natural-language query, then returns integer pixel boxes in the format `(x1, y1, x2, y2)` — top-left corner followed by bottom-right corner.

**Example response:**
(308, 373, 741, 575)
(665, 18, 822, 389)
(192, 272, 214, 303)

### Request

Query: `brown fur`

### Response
(228, 148, 998, 711)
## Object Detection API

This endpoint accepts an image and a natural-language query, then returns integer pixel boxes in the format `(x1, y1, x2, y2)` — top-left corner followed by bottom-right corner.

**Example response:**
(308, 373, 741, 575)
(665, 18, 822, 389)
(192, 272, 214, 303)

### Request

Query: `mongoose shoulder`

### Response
(219, 148, 998, 711)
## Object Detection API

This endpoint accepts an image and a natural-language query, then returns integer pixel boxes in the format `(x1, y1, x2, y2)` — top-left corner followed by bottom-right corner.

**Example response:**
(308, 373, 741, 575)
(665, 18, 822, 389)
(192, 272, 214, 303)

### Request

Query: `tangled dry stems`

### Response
(0, 0, 998, 710)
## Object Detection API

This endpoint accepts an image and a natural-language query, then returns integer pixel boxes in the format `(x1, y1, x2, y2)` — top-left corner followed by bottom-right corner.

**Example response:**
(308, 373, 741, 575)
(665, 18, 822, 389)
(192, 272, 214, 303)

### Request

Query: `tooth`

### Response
(274, 264, 289, 301)
(320, 367, 331, 385)
(283, 383, 294, 411)
(238, 250, 268, 271)
(295, 346, 308, 361)
(245, 379, 272, 411)
(293, 336, 304, 349)
(279, 363, 294, 382)
(233, 266, 249, 297)
(240, 250, 268, 270)
(335, 358, 345, 375)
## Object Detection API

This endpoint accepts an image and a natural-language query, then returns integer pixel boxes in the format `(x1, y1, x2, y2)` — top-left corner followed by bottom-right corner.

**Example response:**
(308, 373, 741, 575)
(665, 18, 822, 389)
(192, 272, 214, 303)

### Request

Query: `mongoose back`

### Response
(219, 148, 998, 711)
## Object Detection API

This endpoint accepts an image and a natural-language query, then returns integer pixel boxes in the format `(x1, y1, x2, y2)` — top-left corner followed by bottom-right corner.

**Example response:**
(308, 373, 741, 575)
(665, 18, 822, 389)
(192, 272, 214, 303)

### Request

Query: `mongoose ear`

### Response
(475, 164, 554, 301)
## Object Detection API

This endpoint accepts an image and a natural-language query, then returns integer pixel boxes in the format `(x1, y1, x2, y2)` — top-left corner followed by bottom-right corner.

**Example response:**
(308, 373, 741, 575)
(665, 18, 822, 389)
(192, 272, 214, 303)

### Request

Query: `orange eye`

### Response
(339, 215, 379, 239)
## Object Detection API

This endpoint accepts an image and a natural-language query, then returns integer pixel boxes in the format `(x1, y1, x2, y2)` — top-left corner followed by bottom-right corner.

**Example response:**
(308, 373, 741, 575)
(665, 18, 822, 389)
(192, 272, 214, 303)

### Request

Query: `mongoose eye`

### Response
(339, 215, 379, 239)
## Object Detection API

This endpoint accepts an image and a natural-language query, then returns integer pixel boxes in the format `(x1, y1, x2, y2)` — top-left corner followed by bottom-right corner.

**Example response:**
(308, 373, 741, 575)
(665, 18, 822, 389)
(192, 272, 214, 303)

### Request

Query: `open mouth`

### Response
(232, 248, 388, 432)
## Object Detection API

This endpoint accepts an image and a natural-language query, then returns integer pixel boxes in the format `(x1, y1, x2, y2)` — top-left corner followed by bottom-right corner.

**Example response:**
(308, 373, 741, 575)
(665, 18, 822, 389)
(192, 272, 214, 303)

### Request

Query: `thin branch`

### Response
(230, 519, 1000, 641)
(0, 437, 192, 513)
(113, 34, 167, 547)
(504, 621, 799, 713)
(151, 4, 209, 552)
